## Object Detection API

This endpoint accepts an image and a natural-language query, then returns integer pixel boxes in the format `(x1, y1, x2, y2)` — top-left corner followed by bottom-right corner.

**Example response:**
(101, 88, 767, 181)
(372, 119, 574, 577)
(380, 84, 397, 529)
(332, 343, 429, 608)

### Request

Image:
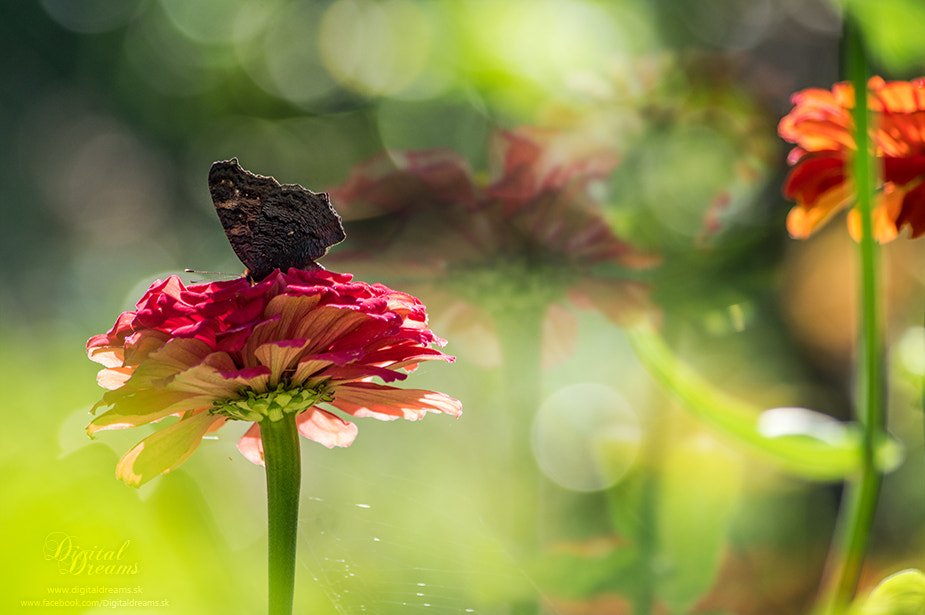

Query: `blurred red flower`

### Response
(332, 127, 643, 266)
(87, 268, 460, 486)
(328, 127, 656, 366)
(779, 76, 925, 241)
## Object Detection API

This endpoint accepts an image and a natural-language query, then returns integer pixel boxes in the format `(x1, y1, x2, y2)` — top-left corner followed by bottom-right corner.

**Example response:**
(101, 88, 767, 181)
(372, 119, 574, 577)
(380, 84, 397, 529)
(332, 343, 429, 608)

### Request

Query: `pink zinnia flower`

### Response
(87, 268, 461, 487)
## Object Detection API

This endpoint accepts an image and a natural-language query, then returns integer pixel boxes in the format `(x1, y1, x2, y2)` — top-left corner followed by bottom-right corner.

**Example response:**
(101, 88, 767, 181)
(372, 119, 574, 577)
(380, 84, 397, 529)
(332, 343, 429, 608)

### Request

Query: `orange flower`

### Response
(87, 268, 461, 486)
(779, 76, 925, 241)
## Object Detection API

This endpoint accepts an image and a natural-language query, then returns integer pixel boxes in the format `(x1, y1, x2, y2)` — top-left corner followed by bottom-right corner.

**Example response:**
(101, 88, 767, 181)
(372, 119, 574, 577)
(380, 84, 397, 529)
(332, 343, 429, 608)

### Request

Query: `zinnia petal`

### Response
(235, 410, 359, 466)
(237, 423, 265, 465)
(786, 181, 855, 240)
(329, 382, 462, 421)
(168, 356, 270, 397)
(116, 411, 225, 487)
(96, 366, 133, 390)
(296, 409, 358, 448)
(88, 389, 214, 434)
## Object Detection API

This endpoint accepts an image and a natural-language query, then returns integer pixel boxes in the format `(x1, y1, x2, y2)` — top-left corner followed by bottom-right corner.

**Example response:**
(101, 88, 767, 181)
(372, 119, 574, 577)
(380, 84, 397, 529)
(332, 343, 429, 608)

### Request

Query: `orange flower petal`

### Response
(846, 183, 902, 242)
(786, 182, 855, 240)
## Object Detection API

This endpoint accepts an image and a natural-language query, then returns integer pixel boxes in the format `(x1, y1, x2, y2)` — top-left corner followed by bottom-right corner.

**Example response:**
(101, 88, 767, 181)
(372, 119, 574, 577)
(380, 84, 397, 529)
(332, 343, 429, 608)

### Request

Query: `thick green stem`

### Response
(818, 22, 885, 614)
(261, 413, 302, 615)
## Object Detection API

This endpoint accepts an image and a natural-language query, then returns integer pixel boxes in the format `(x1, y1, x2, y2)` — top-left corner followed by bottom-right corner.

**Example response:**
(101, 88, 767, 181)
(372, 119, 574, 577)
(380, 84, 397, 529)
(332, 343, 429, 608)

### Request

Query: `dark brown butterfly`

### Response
(208, 158, 346, 282)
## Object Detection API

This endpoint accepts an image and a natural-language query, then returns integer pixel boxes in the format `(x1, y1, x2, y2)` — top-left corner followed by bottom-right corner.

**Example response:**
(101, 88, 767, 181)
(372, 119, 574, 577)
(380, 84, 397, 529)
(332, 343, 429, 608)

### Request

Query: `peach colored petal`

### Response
(360, 347, 455, 373)
(237, 423, 264, 465)
(296, 409, 358, 448)
(96, 366, 133, 389)
(329, 382, 462, 421)
(88, 345, 125, 368)
(116, 411, 224, 487)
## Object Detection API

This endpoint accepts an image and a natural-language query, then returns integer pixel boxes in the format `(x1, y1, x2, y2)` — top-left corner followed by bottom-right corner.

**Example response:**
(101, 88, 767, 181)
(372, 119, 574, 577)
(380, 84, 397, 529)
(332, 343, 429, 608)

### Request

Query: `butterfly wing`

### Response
(209, 158, 346, 282)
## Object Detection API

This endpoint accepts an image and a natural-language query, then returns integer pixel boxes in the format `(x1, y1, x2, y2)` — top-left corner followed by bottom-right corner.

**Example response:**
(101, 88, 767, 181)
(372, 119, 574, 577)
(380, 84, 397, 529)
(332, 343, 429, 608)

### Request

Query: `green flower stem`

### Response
(496, 304, 546, 615)
(818, 21, 885, 615)
(261, 412, 302, 615)
(497, 305, 545, 533)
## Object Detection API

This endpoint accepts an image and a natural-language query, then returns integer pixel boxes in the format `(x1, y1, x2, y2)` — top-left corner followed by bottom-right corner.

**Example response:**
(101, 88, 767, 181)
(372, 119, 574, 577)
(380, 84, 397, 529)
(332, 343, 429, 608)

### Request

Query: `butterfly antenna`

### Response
(183, 268, 243, 283)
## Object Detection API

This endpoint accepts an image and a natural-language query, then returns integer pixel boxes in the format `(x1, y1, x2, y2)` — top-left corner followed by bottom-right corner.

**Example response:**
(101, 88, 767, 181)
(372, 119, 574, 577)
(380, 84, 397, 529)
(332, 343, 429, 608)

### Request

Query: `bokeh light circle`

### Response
(319, 0, 433, 96)
(896, 326, 925, 377)
(640, 124, 737, 239)
(237, 2, 338, 107)
(532, 383, 641, 492)
(159, 0, 249, 44)
(40, 0, 144, 34)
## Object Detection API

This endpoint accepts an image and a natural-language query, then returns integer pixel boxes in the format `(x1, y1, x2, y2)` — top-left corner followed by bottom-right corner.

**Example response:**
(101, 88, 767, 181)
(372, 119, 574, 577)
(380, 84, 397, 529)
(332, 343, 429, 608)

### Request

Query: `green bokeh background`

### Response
(4, 1, 925, 613)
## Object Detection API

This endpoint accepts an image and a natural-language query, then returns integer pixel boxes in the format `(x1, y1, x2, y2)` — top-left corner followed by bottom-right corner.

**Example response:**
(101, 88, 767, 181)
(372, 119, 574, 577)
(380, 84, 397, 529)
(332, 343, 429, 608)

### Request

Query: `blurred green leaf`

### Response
(530, 543, 641, 598)
(854, 569, 925, 615)
(627, 321, 903, 480)
(655, 433, 741, 612)
(839, 0, 925, 70)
